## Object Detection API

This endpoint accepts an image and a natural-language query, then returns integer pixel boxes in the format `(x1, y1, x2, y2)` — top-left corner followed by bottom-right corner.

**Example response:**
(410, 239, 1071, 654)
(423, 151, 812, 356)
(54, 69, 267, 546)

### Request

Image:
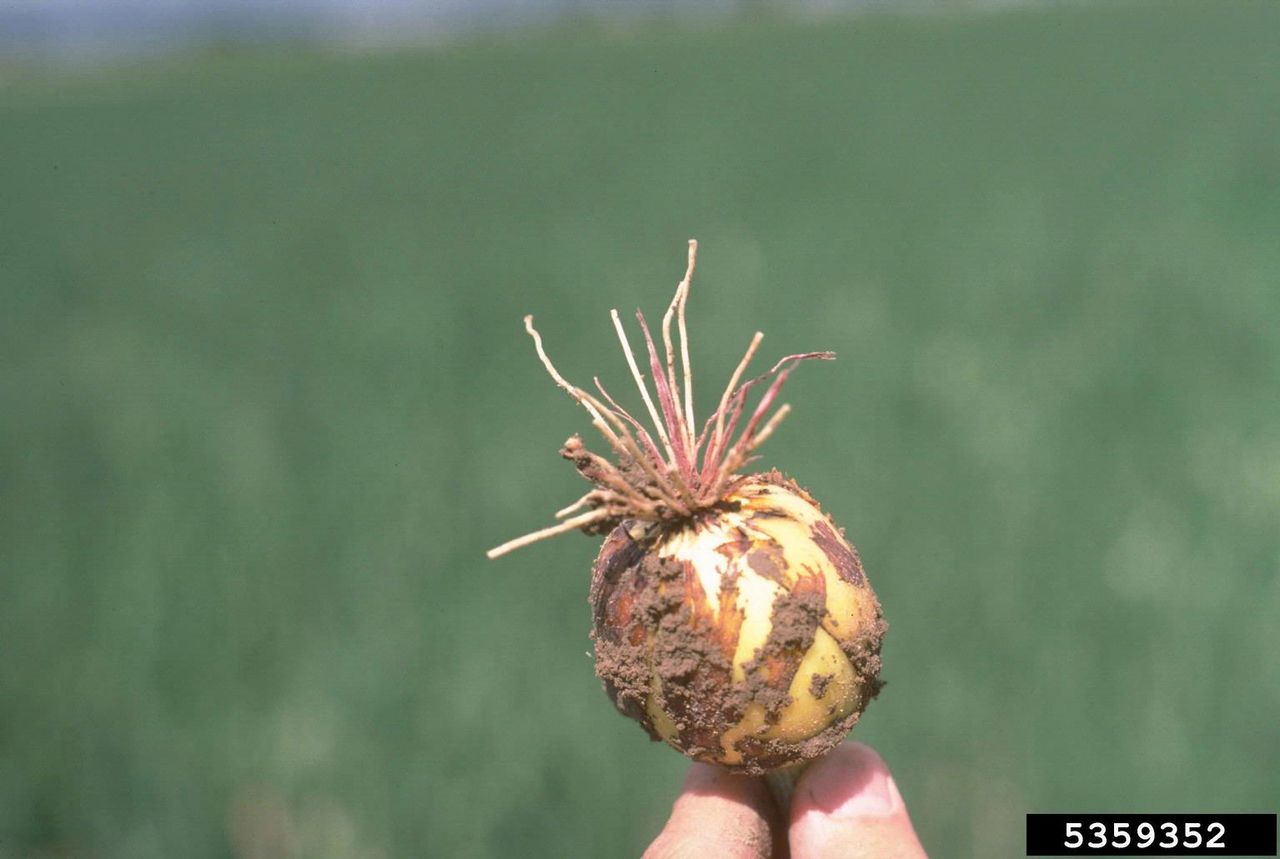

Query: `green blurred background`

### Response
(3, 1, 1279, 856)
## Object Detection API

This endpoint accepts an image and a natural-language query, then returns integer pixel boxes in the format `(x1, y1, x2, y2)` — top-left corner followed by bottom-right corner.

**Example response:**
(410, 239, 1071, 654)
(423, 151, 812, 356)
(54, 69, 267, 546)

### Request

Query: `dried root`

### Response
(487, 241, 833, 559)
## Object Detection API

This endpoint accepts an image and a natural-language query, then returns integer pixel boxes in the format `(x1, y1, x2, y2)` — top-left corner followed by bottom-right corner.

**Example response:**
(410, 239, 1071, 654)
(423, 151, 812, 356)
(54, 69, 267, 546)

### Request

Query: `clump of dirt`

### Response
(590, 526, 744, 759)
(737, 574, 826, 726)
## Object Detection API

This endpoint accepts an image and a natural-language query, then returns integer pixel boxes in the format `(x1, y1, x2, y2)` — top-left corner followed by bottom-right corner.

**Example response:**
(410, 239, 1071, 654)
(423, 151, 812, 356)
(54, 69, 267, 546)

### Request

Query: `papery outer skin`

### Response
(588, 471, 885, 774)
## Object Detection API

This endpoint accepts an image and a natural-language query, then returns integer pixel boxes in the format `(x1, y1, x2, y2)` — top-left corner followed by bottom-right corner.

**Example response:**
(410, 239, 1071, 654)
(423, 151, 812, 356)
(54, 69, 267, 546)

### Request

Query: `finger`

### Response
(644, 762, 784, 859)
(789, 742, 927, 859)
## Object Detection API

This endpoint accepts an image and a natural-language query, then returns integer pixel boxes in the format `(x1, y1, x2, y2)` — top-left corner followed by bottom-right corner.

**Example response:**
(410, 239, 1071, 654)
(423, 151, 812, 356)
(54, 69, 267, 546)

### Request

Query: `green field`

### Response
(3, 2, 1279, 856)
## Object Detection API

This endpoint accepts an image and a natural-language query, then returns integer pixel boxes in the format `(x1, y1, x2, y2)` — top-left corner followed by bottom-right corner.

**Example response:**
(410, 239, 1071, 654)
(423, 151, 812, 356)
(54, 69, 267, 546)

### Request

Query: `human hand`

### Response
(643, 742, 927, 859)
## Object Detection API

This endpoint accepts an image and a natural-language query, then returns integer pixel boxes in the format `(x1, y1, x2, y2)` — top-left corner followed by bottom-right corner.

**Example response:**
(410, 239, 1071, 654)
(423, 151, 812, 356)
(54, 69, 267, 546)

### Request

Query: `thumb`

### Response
(789, 742, 927, 859)
(644, 763, 783, 859)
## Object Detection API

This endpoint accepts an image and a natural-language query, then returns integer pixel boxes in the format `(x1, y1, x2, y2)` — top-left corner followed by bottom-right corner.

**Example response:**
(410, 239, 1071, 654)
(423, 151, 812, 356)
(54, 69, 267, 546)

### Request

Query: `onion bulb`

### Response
(489, 241, 885, 775)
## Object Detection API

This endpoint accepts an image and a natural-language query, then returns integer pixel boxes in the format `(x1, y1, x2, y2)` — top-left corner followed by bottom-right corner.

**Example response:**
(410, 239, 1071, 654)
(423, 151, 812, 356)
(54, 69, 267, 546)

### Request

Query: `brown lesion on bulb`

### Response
(810, 518, 867, 588)
(589, 524, 646, 612)
(713, 527, 753, 562)
(744, 541, 790, 587)
(711, 567, 747, 655)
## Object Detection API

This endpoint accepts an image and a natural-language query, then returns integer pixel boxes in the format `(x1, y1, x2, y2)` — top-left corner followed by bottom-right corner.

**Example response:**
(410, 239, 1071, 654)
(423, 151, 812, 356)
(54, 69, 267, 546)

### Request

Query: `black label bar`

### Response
(1026, 813, 1277, 856)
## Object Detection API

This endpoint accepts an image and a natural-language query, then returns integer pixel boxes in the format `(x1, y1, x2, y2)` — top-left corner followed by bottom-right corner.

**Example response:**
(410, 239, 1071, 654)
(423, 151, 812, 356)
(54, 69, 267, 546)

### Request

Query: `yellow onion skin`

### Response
(588, 471, 885, 775)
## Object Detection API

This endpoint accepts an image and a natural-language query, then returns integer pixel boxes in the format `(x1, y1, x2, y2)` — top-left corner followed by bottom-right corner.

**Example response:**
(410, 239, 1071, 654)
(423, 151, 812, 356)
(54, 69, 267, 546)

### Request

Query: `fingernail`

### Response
(836, 766, 899, 817)
(805, 750, 905, 820)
